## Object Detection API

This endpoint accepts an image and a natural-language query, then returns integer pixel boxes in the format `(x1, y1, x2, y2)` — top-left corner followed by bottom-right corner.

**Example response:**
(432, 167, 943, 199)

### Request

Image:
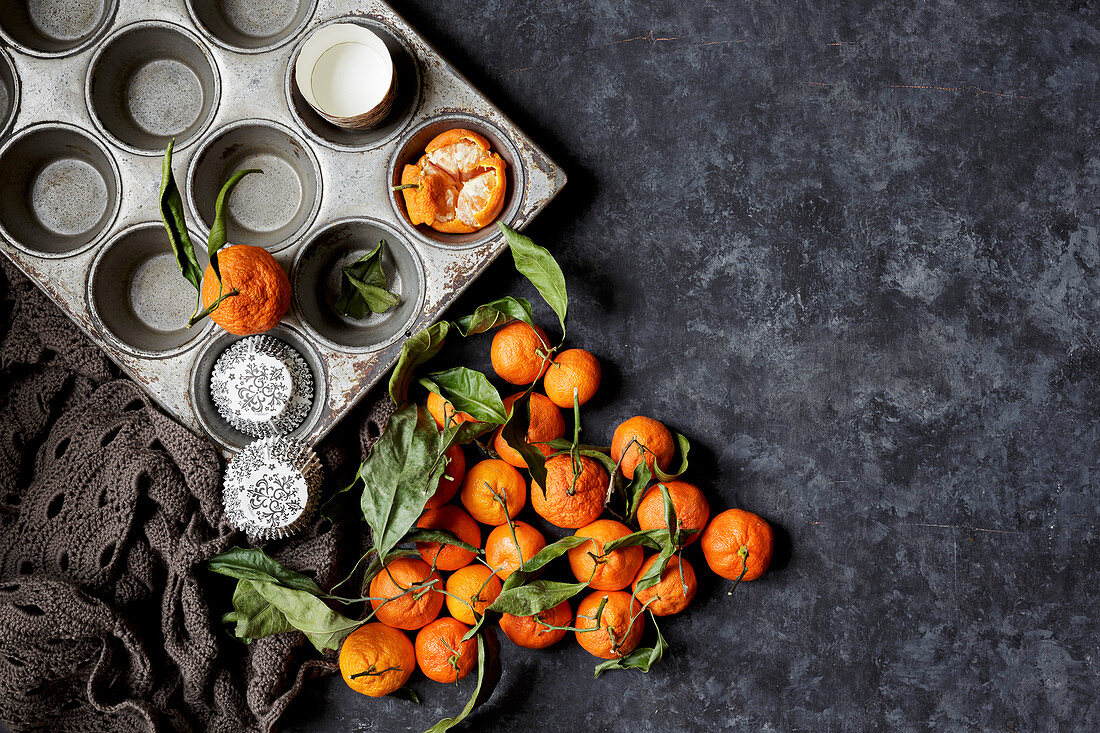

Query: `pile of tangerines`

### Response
(337, 321, 774, 697)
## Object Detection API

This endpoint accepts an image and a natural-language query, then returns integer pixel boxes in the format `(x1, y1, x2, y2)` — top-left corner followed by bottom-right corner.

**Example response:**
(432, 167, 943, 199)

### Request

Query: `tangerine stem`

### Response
(187, 288, 239, 328)
(391, 183, 420, 191)
(350, 664, 401, 679)
(727, 547, 750, 596)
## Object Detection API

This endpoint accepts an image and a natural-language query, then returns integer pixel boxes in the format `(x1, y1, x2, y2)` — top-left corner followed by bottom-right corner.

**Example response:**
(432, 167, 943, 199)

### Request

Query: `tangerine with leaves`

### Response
(611, 416, 675, 480)
(531, 454, 608, 529)
(491, 321, 552, 385)
(460, 458, 527, 525)
(499, 600, 572, 649)
(700, 508, 774, 582)
(423, 443, 466, 510)
(426, 391, 476, 430)
(415, 617, 478, 683)
(493, 392, 565, 467)
(445, 564, 502, 625)
(199, 244, 291, 335)
(574, 590, 644, 660)
(415, 505, 481, 571)
(567, 519, 644, 591)
(632, 554, 697, 616)
(543, 348, 601, 408)
(636, 480, 710, 546)
(485, 521, 546, 580)
(338, 623, 415, 697)
(368, 557, 443, 630)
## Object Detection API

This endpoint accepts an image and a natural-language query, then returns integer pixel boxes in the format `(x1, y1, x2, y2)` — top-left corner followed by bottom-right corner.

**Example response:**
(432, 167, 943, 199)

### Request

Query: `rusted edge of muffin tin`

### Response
(0, 0, 568, 455)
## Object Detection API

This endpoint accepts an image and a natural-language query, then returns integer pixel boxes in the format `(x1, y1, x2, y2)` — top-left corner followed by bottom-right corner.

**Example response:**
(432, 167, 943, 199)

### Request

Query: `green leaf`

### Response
(449, 420, 499, 446)
(208, 168, 261, 268)
(455, 296, 535, 336)
(222, 579, 294, 642)
(159, 140, 202, 307)
(389, 321, 450, 404)
(624, 459, 654, 520)
(601, 528, 670, 553)
(634, 543, 675, 593)
(420, 367, 507, 424)
(498, 222, 568, 336)
(337, 241, 400, 318)
(403, 528, 481, 554)
(518, 535, 589, 573)
(499, 391, 547, 488)
(423, 632, 500, 733)
(487, 579, 588, 617)
(652, 433, 691, 482)
(250, 581, 361, 653)
(208, 547, 323, 594)
(593, 614, 667, 678)
(358, 404, 447, 560)
(390, 687, 421, 705)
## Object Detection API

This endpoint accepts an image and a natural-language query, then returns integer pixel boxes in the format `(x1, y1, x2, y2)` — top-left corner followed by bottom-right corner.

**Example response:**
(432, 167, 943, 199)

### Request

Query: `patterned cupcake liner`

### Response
(222, 436, 323, 540)
(210, 335, 314, 438)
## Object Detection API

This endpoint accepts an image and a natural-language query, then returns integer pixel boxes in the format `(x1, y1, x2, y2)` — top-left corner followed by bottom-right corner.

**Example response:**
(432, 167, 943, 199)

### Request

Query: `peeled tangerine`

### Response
(400, 128, 507, 234)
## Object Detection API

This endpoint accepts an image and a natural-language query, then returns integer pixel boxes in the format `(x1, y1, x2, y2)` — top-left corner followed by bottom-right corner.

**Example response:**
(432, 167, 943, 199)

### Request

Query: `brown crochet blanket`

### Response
(0, 258, 386, 732)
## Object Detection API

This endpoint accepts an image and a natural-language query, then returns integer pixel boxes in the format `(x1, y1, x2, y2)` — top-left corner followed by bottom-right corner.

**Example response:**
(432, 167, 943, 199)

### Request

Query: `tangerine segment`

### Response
(531, 454, 608, 529)
(499, 600, 572, 649)
(567, 519, 644, 591)
(201, 244, 291, 336)
(574, 590, 644, 660)
(423, 443, 466, 510)
(415, 505, 481, 572)
(632, 555, 698, 617)
(424, 128, 492, 178)
(339, 623, 415, 697)
(700, 508, 774, 581)
(460, 459, 527, 525)
(485, 521, 546, 580)
(445, 565, 502, 625)
(415, 617, 478, 683)
(636, 480, 710, 546)
(456, 154, 506, 229)
(368, 557, 444, 630)
(610, 416, 676, 480)
(493, 392, 566, 468)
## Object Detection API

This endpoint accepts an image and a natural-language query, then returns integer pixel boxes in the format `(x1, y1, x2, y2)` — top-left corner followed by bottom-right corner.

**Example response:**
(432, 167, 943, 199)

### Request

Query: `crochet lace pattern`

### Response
(0, 258, 394, 732)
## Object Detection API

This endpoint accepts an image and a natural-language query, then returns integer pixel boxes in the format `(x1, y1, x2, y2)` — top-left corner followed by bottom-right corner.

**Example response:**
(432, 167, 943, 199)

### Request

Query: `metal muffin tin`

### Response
(0, 0, 565, 453)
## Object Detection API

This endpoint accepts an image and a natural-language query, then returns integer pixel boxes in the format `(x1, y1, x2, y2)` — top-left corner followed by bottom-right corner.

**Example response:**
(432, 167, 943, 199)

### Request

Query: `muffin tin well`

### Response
(0, 0, 566, 453)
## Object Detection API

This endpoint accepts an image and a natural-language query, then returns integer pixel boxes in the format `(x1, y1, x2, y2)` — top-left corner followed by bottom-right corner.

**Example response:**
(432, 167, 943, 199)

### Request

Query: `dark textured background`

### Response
(284, 1, 1099, 731)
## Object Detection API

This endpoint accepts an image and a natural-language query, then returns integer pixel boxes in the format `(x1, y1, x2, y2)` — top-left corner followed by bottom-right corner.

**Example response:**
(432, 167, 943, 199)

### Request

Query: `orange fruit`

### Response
(401, 129, 508, 234)
(426, 391, 477, 430)
(700, 509, 774, 581)
(200, 244, 291, 335)
(566, 519, 644, 591)
(485, 521, 546, 580)
(492, 392, 565, 467)
(542, 349, 601, 408)
(415, 505, 481, 571)
(460, 458, 527, 525)
(423, 443, 466, 510)
(499, 600, 572, 649)
(338, 623, 415, 697)
(574, 590, 644, 660)
(368, 557, 444, 630)
(531, 454, 608, 529)
(414, 617, 478, 683)
(445, 564, 502, 625)
(636, 480, 710, 546)
(632, 555, 697, 616)
(610, 416, 675, 480)
(491, 321, 551, 385)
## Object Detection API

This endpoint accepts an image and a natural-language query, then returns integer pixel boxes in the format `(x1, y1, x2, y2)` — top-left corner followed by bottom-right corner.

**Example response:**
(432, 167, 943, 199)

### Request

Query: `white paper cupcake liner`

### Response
(210, 335, 314, 438)
(222, 436, 323, 540)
